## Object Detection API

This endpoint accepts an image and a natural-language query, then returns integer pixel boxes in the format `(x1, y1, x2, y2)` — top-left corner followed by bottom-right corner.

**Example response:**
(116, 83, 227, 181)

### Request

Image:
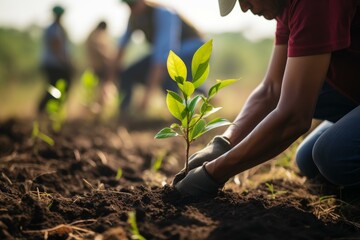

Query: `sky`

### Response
(0, 0, 276, 43)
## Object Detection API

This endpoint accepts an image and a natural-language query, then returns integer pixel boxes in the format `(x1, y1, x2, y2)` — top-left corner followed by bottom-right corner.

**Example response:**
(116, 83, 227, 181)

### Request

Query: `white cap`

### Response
(218, 0, 238, 17)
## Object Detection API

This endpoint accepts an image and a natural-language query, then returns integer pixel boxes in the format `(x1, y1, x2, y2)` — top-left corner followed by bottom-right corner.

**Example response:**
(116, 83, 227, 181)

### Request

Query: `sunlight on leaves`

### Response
(155, 39, 238, 173)
(167, 50, 186, 84)
(192, 39, 212, 88)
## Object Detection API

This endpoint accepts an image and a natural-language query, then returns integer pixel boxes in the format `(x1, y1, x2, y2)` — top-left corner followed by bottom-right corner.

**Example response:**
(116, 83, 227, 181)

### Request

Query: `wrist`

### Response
(204, 161, 228, 185)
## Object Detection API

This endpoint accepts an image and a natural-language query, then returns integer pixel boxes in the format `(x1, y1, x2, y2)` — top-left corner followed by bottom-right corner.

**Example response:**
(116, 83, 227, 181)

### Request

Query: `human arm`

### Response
(223, 45, 288, 147)
(176, 48, 331, 196)
(207, 52, 331, 183)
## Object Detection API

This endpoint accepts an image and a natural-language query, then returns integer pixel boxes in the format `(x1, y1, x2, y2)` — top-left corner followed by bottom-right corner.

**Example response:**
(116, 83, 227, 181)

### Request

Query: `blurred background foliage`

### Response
(0, 27, 41, 85)
(0, 26, 273, 120)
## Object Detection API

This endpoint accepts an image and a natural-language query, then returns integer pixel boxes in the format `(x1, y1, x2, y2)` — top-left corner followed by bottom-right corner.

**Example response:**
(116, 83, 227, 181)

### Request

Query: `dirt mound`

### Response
(0, 119, 359, 240)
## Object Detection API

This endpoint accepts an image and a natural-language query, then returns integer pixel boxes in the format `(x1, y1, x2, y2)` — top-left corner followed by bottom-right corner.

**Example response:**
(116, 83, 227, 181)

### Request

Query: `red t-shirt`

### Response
(276, 0, 360, 104)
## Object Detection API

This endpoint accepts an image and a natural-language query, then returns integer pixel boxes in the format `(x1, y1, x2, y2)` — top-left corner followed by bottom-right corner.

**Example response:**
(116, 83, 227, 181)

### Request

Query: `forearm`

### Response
(223, 82, 280, 146)
(210, 53, 330, 184)
(223, 45, 287, 147)
(208, 107, 310, 182)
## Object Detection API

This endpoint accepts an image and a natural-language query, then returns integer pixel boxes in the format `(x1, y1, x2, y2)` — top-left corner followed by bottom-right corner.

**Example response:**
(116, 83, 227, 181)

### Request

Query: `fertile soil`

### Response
(0, 118, 359, 240)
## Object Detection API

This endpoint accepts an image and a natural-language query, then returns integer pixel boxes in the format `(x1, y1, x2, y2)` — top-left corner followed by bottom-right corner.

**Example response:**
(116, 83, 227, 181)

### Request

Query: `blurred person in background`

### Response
(86, 21, 114, 83)
(114, 0, 205, 117)
(38, 5, 73, 113)
(85, 21, 117, 109)
(174, 0, 360, 198)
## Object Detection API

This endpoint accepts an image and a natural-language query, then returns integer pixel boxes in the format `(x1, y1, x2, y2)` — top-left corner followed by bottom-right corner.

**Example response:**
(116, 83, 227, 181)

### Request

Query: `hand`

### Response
(174, 163, 223, 198)
(172, 135, 231, 185)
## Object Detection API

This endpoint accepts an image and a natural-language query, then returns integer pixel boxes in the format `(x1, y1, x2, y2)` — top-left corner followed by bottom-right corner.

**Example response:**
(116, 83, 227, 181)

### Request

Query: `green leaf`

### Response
(81, 69, 99, 88)
(208, 79, 238, 99)
(167, 50, 187, 84)
(208, 82, 221, 99)
(204, 118, 232, 133)
(181, 110, 190, 127)
(32, 121, 39, 138)
(46, 99, 60, 114)
(55, 79, 67, 94)
(187, 95, 202, 118)
(188, 95, 202, 110)
(193, 64, 209, 89)
(178, 81, 195, 99)
(203, 106, 222, 118)
(190, 119, 206, 141)
(32, 121, 54, 146)
(166, 91, 186, 121)
(37, 132, 55, 146)
(188, 114, 201, 128)
(116, 168, 123, 180)
(170, 123, 180, 129)
(128, 211, 146, 240)
(200, 101, 212, 115)
(192, 40, 212, 88)
(154, 127, 179, 139)
(151, 152, 165, 172)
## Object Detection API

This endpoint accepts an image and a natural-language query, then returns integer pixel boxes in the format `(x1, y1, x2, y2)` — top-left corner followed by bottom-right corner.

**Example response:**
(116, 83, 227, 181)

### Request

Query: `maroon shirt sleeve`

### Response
(276, 0, 355, 57)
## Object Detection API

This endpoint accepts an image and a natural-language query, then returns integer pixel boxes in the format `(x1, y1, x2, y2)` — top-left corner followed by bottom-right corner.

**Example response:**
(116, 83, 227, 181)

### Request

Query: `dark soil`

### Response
(0, 119, 359, 240)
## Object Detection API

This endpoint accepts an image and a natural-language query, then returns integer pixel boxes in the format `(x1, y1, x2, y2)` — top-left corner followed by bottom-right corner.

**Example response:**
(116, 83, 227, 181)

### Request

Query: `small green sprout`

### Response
(154, 39, 237, 174)
(275, 154, 292, 167)
(80, 69, 99, 107)
(31, 121, 54, 146)
(47, 199, 54, 209)
(116, 167, 123, 180)
(128, 211, 146, 240)
(80, 69, 122, 120)
(318, 195, 337, 203)
(46, 79, 67, 132)
(151, 151, 166, 172)
(265, 182, 287, 200)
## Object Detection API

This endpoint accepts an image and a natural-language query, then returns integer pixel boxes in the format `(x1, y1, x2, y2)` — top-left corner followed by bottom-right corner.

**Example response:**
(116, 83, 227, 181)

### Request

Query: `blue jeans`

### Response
(296, 82, 360, 187)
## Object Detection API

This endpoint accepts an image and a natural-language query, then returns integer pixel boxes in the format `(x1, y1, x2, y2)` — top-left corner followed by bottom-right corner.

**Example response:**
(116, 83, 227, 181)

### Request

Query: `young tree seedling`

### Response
(154, 39, 237, 174)
(46, 79, 67, 132)
(128, 211, 146, 240)
(80, 69, 122, 120)
(116, 167, 123, 180)
(80, 69, 99, 107)
(31, 120, 55, 150)
(265, 182, 287, 200)
(151, 150, 166, 172)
